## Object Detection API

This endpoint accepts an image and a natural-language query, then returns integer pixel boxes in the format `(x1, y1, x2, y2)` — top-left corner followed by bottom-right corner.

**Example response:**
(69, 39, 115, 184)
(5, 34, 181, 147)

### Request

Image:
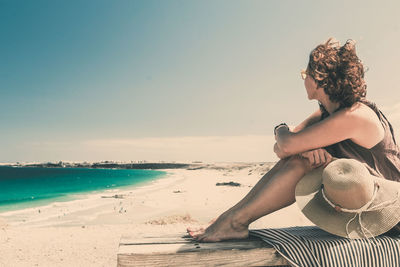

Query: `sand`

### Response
(0, 162, 313, 267)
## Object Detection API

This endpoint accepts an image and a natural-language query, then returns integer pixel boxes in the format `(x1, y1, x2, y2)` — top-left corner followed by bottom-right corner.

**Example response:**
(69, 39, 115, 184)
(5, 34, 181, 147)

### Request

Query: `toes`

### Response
(188, 230, 203, 239)
(188, 228, 204, 236)
(187, 231, 196, 238)
(187, 227, 204, 233)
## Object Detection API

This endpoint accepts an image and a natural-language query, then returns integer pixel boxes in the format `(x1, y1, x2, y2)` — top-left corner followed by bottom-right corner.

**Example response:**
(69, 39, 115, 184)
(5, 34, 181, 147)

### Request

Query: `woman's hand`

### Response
(274, 142, 289, 159)
(274, 124, 291, 141)
(300, 148, 332, 168)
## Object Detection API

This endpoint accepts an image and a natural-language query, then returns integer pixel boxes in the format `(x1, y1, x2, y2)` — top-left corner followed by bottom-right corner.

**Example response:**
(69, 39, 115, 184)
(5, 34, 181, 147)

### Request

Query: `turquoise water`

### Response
(0, 166, 166, 213)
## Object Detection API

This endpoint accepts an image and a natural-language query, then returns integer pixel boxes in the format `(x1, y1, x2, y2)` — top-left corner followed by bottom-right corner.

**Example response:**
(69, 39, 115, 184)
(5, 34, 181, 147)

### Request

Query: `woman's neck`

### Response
(318, 96, 340, 114)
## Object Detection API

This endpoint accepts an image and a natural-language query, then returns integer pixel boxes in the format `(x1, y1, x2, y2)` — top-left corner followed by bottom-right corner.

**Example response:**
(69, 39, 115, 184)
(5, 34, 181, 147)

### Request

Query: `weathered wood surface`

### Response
(118, 233, 291, 267)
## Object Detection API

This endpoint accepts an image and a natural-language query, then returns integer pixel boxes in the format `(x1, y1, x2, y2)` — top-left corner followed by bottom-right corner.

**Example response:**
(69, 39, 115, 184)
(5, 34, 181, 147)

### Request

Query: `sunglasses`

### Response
(301, 69, 307, 80)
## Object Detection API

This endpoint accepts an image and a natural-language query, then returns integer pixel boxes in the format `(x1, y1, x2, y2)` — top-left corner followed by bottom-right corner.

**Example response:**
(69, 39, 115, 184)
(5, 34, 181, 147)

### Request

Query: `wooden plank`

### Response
(120, 234, 194, 245)
(119, 233, 261, 245)
(118, 233, 290, 267)
(119, 240, 270, 253)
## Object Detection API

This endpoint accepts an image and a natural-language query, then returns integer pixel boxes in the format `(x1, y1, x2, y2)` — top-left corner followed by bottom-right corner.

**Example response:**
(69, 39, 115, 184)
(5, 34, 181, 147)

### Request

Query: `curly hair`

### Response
(307, 38, 367, 108)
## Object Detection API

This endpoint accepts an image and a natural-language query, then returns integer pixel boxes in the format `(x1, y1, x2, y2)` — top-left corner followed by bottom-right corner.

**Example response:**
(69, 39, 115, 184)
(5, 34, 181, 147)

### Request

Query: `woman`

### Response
(188, 38, 400, 242)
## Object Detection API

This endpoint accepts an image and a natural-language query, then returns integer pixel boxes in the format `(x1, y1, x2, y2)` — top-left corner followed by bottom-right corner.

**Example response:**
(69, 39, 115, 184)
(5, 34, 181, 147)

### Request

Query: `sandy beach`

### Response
(0, 162, 313, 266)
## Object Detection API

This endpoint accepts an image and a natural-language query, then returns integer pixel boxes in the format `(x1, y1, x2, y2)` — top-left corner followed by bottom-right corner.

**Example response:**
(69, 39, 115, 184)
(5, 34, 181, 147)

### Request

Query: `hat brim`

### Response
(295, 163, 400, 239)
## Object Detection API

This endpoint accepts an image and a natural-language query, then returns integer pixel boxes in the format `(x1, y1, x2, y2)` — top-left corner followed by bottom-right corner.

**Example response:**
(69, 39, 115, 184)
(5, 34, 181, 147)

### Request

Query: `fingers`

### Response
(324, 150, 331, 161)
(314, 148, 326, 166)
(301, 148, 332, 169)
(307, 151, 318, 166)
(300, 151, 313, 164)
(323, 150, 333, 167)
(314, 149, 332, 168)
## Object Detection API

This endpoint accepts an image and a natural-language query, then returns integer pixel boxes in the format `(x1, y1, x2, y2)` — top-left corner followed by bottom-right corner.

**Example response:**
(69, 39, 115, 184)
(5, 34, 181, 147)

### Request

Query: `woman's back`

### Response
(322, 99, 400, 182)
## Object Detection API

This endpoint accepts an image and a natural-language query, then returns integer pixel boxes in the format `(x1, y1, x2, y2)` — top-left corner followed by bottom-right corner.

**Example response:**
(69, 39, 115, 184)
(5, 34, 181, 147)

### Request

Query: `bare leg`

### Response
(187, 159, 288, 233)
(225, 159, 290, 213)
(188, 156, 312, 242)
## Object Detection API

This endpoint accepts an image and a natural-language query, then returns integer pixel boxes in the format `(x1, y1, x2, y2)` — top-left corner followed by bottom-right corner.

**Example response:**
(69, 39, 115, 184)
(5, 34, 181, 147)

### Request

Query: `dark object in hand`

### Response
(274, 123, 289, 136)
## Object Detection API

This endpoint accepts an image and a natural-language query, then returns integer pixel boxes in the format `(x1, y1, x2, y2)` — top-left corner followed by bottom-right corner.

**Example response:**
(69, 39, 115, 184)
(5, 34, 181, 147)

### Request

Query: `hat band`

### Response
(321, 183, 378, 213)
(322, 182, 400, 239)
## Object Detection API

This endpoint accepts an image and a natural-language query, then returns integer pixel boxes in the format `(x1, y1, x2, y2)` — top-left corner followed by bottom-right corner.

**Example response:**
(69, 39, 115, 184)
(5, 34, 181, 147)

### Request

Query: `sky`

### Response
(1, 0, 400, 163)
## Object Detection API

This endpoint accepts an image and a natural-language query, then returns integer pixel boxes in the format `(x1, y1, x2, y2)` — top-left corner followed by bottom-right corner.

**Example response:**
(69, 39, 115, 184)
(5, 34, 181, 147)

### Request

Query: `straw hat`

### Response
(295, 158, 400, 239)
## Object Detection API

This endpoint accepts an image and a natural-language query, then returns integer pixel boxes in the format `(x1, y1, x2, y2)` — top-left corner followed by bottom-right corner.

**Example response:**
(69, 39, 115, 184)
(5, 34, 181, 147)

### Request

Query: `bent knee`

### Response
(285, 155, 313, 174)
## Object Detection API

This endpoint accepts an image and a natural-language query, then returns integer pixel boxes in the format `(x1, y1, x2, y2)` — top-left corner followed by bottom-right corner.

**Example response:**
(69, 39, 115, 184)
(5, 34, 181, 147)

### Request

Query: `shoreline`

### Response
(0, 168, 169, 215)
(0, 169, 183, 227)
(0, 161, 201, 169)
(0, 162, 313, 266)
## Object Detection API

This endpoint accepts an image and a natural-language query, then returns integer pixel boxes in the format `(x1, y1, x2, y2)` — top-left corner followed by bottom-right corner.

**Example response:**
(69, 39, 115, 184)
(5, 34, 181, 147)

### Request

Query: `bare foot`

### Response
(186, 218, 216, 234)
(187, 212, 249, 242)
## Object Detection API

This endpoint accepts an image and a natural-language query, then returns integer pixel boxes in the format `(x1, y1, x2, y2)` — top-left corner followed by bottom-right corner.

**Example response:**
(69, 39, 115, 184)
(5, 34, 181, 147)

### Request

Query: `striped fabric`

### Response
(249, 226, 400, 267)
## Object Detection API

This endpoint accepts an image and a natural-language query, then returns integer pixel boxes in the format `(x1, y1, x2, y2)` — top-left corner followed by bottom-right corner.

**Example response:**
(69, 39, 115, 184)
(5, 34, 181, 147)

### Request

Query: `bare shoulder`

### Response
(339, 102, 384, 148)
(345, 102, 381, 124)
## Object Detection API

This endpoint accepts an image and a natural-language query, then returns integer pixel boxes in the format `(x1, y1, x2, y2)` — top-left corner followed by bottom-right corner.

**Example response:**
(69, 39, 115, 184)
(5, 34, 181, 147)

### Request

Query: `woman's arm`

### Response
(274, 109, 322, 159)
(275, 103, 384, 157)
(291, 109, 322, 133)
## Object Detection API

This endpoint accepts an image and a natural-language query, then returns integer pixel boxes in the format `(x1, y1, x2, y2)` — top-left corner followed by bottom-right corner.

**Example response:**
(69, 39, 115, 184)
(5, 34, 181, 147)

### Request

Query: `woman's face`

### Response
(304, 73, 319, 100)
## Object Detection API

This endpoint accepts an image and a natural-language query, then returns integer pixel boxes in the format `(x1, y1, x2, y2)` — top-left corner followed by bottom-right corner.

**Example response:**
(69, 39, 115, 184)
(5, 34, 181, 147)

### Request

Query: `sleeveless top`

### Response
(320, 99, 400, 182)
